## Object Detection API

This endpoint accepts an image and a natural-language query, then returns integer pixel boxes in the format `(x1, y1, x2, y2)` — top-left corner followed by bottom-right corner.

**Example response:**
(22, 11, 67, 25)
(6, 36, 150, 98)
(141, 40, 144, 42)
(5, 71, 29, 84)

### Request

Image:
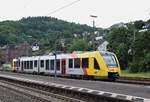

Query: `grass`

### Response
(121, 70, 150, 78)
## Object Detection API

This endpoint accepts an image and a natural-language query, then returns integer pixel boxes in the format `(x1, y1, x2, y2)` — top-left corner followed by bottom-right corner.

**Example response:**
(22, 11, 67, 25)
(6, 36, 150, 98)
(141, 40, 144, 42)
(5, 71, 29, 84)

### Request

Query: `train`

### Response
(12, 51, 121, 80)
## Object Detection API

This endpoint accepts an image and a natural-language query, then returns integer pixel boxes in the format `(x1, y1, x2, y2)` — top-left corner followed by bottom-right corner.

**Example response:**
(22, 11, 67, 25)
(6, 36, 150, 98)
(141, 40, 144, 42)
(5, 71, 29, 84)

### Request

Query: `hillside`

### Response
(0, 16, 93, 52)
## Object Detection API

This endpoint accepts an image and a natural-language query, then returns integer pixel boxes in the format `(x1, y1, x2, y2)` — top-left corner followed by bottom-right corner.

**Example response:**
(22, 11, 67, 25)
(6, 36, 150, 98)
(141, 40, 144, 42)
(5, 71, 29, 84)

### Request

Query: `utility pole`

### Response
(133, 28, 136, 64)
(132, 22, 137, 66)
(90, 15, 97, 50)
(54, 39, 58, 79)
(53, 34, 64, 79)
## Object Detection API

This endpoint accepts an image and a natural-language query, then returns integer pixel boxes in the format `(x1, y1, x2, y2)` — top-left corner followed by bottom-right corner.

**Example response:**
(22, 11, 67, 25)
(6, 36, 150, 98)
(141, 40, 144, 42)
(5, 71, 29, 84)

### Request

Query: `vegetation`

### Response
(121, 70, 150, 78)
(0, 16, 150, 73)
(68, 39, 92, 52)
(106, 20, 150, 72)
(0, 16, 93, 54)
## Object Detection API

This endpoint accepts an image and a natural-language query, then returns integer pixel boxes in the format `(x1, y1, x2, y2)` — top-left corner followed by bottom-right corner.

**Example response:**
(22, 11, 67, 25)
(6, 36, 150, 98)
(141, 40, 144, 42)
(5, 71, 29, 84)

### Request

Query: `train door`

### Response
(61, 59, 66, 75)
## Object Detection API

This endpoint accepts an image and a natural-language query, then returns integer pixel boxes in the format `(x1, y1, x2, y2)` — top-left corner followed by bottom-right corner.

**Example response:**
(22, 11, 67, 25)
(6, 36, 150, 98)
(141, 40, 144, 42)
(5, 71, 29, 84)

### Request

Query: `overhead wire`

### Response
(46, 0, 81, 16)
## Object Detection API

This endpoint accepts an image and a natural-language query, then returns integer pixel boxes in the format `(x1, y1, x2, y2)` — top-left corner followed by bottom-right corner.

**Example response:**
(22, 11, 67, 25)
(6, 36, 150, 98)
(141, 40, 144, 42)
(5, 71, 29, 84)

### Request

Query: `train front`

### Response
(100, 51, 121, 79)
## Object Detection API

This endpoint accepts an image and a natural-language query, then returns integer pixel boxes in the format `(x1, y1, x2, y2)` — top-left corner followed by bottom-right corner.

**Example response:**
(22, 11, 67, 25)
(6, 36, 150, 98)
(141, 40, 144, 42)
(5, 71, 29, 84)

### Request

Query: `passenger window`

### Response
(25, 61, 27, 69)
(46, 60, 50, 70)
(30, 61, 33, 69)
(74, 58, 80, 68)
(27, 61, 29, 69)
(69, 59, 73, 68)
(18, 61, 20, 67)
(16, 61, 19, 67)
(82, 58, 88, 68)
(14, 61, 17, 68)
(94, 58, 100, 70)
(56, 59, 60, 70)
(24, 61, 26, 69)
(50, 60, 54, 70)
(21, 62, 23, 69)
(40, 60, 44, 68)
(34, 60, 37, 67)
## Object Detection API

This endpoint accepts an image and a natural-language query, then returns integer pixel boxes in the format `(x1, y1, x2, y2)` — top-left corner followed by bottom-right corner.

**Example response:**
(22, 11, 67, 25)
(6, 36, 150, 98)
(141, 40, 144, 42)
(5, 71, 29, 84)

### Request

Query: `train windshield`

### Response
(100, 52, 118, 67)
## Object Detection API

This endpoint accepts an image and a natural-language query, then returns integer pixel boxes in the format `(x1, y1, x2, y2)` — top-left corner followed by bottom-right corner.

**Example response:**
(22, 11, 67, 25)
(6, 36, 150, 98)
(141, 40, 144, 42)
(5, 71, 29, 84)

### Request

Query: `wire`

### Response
(46, 0, 80, 16)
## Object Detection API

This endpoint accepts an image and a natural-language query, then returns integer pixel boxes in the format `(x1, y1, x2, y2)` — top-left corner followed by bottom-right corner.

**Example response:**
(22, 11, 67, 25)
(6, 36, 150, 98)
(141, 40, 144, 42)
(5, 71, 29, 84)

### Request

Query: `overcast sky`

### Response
(0, 0, 150, 28)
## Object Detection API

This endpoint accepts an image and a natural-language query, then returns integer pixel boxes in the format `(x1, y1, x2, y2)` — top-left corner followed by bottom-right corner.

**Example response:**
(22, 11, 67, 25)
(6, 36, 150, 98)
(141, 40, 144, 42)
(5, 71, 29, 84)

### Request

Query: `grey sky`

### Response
(0, 0, 150, 28)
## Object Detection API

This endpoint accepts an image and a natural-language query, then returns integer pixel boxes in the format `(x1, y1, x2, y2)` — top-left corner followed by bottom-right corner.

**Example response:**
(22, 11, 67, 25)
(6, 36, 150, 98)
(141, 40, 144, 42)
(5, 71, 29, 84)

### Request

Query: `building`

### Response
(110, 22, 127, 28)
(3, 42, 32, 63)
(97, 41, 109, 51)
(31, 44, 39, 51)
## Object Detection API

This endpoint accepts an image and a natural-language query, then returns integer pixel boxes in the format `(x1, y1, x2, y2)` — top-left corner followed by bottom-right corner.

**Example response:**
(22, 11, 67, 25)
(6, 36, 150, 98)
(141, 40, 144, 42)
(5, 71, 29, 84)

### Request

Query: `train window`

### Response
(21, 62, 23, 69)
(46, 60, 50, 70)
(82, 58, 89, 68)
(30, 61, 33, 69)
(27, 61, 29, 69)
(16, 61, 18, 67)
(14, 61, 16, 68)
(56, 59, 60, 70)
(94, 58, 100, 70)
(24, 61, 26, 69)
(15, 61, 17, 67)
(34, 60, 37, 67)
(69, 59, 73, 68)
(50, 60, 54, 70)
(74, 58, 80, 68)
(40, 60, 44, 68)
(18, 61, 20, 67)
(25, 61, 27, 69)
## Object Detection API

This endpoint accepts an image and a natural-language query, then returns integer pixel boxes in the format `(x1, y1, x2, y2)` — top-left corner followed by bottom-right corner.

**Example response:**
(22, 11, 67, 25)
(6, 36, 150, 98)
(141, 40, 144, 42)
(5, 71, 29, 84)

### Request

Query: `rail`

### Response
(116, 77, 150, 85)
(0, 74, 149, 102)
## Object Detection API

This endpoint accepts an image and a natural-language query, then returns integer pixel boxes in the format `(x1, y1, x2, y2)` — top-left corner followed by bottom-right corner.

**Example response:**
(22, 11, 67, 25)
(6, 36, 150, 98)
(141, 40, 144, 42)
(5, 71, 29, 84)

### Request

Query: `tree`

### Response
(68, 39, 91, 52)
(0, 16, 93, 55)
(106, 27, 132, 69)
(134, 20, 145, 30)
(129, 30, 150, 72)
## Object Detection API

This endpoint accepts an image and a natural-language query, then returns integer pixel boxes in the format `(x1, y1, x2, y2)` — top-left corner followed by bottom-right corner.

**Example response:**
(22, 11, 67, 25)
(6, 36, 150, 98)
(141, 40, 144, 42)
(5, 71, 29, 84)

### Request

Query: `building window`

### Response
(74, 58, 80, 68)
(40, 60, 44, 68)
(94, 58, 100, 70)
(69, 59, 73, 68)
(56, 59, 60, 70)
(50, 60, 54, 70)
(34, 60, 37, 68)
(82, 58, 88, 68)
(46, 60, 50, 70)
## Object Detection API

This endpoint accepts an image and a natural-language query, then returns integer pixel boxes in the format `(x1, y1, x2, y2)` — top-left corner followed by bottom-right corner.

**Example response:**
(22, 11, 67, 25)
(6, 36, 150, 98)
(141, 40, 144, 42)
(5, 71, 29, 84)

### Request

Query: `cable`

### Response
(46, 0, 80, 16)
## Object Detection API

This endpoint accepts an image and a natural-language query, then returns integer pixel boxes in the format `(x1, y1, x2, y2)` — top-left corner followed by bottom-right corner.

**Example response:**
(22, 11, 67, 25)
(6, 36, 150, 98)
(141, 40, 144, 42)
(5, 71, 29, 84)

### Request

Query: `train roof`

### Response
(15, 51, 114, 60)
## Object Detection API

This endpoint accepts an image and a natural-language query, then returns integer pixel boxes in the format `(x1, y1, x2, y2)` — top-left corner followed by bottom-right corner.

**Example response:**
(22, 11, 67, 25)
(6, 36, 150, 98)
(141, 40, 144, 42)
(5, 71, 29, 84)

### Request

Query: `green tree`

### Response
(134, 20, 145, 30)
(106, 27, 132, 69)
(68, 39, 91, 52)
(129, 30, 150, 72)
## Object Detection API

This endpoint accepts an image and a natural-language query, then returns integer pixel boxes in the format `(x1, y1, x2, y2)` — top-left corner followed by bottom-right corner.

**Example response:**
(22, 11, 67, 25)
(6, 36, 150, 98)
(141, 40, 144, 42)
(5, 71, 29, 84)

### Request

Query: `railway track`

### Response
(1, 74, 147, 102)
(0, 79, 83, 102)
(1, 70, 150, 86)
(116, 77, 150, 86)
